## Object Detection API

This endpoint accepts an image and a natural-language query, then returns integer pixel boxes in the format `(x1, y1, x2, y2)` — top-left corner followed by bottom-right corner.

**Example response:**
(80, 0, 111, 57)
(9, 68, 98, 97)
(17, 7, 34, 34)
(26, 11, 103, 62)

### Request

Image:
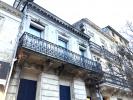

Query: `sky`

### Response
(2, 0, 133, 40)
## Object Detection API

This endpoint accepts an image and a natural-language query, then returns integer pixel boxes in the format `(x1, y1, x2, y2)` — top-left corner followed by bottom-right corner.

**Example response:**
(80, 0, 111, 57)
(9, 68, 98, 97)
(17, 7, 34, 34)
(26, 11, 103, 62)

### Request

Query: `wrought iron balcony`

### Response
(101, 72, 130, 88)
(102, 48, 120, 64)
(89, 41, 120, 65)
(18, 32, 102, 73)
(89, 41, 102, 55)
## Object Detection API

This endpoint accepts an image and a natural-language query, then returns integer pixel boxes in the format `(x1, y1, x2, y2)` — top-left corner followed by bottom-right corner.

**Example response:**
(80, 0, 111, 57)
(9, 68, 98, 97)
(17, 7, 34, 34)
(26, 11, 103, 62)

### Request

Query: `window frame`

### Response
(29, 21, 45, 38)
(79, 44, 87, 57)
(58, 37, 68, 49)
(100, 38, 108, 49)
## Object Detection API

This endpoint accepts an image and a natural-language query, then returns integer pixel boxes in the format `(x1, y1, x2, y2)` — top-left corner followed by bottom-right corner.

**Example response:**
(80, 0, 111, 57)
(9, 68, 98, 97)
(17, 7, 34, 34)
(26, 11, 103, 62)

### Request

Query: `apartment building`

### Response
(0, 1, 22, 100)
(0, 0, 132, 100)
(5, 1, 103, 100)
(73, 18, 133, 100)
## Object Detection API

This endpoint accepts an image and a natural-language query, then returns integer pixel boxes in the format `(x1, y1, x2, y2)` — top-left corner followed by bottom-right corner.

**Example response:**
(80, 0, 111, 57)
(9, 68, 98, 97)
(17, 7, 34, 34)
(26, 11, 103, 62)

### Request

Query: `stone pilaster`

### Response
(39, 72, 59, 100)
(73, 78, 87, 100)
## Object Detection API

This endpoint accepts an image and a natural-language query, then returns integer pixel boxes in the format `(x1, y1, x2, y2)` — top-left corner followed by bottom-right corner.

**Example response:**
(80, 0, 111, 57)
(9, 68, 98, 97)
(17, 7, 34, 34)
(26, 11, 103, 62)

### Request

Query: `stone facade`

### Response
(0, 0, 132, 100)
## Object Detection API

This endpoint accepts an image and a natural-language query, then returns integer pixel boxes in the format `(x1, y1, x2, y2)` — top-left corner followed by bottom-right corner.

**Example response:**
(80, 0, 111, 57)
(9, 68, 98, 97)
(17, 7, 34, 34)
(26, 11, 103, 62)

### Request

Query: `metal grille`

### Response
(19, 32, 102, 73)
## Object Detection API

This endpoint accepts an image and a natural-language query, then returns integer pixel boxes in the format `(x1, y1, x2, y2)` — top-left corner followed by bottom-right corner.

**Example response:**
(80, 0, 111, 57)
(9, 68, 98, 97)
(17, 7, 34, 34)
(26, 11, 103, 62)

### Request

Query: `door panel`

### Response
(60, 85, 71, 100)
(17, 79, 37, 100)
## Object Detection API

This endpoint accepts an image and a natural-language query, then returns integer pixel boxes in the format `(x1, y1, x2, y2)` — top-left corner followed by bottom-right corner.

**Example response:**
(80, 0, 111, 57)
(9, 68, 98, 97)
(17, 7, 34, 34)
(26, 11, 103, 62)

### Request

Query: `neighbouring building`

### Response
(73, 18, 133, 100)
(0, 0, 132, 100)
(6, 1, 102, 100)
(0, 1, 22, 100)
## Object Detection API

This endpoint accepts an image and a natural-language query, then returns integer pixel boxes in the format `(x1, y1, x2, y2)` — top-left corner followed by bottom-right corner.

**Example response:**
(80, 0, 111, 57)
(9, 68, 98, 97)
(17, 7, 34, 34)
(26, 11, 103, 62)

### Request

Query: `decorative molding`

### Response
(27, 2, 90, 40)
(57, 30, 70, 39)
(0, 1, 22, 18)
(80, 18, 114, 41)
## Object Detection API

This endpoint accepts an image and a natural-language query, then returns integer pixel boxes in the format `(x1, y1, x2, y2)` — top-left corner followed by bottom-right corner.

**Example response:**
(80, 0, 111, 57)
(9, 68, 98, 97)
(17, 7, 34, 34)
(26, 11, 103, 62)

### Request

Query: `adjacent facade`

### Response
(0, 0, 133, 100)
(0, 1, 22, 100)
(73, 18, 133, 100)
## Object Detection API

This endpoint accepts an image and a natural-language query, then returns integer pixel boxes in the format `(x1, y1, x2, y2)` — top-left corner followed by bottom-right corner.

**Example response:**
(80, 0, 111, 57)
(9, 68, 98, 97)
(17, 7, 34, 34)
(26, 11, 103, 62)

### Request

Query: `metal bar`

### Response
(102, 72, 131, 88)
(89, 41, 120, 64)
(19, 32, 102, 73)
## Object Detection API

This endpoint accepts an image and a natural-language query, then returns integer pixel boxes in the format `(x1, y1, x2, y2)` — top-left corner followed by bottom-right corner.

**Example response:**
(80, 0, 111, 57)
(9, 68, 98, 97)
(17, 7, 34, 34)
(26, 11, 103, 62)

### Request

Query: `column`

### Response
(39, 72, 59, 100)
(73, 78, 87, 100)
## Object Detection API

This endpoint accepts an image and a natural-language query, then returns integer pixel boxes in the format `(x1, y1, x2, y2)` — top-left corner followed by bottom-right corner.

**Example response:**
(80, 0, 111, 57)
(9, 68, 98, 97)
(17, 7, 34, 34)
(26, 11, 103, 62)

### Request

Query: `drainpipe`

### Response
(4, 15, 23, 100)
(4, 58, 17, 99)
(4, 0, 33, 99)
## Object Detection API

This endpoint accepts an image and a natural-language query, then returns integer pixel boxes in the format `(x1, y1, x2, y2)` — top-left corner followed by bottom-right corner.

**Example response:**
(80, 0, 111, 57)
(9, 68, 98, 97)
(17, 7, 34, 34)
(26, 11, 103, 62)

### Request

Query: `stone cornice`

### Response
(27, 2, 90, 41)
(106, 25, 129, 43)
(0, 1, 22, 18)
(81, 18, 114, 41)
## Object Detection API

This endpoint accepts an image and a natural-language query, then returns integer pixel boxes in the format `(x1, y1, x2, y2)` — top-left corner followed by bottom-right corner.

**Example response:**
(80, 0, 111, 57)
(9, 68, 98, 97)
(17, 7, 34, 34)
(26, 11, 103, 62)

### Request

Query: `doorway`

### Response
(17, 79, 37, 100)
(60, 85, 71, 100)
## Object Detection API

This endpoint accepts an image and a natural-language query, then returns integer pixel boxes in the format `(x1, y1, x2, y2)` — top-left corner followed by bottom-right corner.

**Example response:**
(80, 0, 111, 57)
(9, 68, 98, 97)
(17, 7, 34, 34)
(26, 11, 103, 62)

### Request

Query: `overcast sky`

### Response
(3, 0, 133, 40)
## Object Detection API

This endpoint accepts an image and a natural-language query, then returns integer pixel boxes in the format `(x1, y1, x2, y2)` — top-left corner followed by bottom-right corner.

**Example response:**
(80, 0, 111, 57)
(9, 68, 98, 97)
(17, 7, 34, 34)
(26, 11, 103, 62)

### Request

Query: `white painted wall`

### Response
(85, 24, 114, 53)
(0, 5, 21, 100)
(23, 11, 91, 58)
(0, 10, 21, 63)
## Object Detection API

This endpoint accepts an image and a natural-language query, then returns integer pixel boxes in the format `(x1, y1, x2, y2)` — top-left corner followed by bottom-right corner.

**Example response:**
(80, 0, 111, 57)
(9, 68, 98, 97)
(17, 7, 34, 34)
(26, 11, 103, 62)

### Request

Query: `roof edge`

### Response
(27, 2, 90, 40)
(106, 25, 129, 43)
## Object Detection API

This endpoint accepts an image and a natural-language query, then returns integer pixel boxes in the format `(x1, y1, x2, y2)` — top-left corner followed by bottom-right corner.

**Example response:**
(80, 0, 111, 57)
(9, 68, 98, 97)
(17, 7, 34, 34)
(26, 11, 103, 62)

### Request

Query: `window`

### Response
(79, 49, 85, 57)
(79, 44, 86, 57)
(117, 98, 122, 100)
(58, 37, 68, 48)
(93, 56, 101, 63)
(29, 25, 43, 37)
(119, 37, 122, 42)
(112, 32, 115, 36)
(108, 63, 114, 74)
(58, 37, 68, 59)
(100, 39, 108, 49)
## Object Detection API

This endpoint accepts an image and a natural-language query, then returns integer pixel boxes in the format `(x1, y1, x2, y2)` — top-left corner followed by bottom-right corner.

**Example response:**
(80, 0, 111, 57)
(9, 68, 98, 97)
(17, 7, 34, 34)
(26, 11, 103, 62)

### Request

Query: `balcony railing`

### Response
(89, 41, 120, 64)
(102, 72, 130, 88)
(19, 32, 102, 73)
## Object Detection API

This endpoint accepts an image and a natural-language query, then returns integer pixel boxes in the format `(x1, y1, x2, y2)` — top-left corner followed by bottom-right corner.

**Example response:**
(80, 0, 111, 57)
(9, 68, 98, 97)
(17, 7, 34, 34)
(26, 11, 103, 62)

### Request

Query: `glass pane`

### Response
(79, 49, 85, 57)
(29, 25, 42, 37)
(58, 39, 67, 48)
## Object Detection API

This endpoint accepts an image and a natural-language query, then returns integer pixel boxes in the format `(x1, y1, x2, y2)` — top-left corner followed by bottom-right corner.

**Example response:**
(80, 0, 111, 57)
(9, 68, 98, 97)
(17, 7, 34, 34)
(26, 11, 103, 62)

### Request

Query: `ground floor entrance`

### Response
(17, 79, 37, 100)
(60, 85, 71, 100)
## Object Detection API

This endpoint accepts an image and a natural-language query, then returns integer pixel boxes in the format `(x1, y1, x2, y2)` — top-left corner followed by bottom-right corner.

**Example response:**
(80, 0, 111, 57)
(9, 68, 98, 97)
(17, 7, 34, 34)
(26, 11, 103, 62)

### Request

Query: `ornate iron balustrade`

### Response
(89, 41, 120, 64)
(102, 48, 120, 64)
(19, 32, 102, 73)
(102, 72, 130, 88)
